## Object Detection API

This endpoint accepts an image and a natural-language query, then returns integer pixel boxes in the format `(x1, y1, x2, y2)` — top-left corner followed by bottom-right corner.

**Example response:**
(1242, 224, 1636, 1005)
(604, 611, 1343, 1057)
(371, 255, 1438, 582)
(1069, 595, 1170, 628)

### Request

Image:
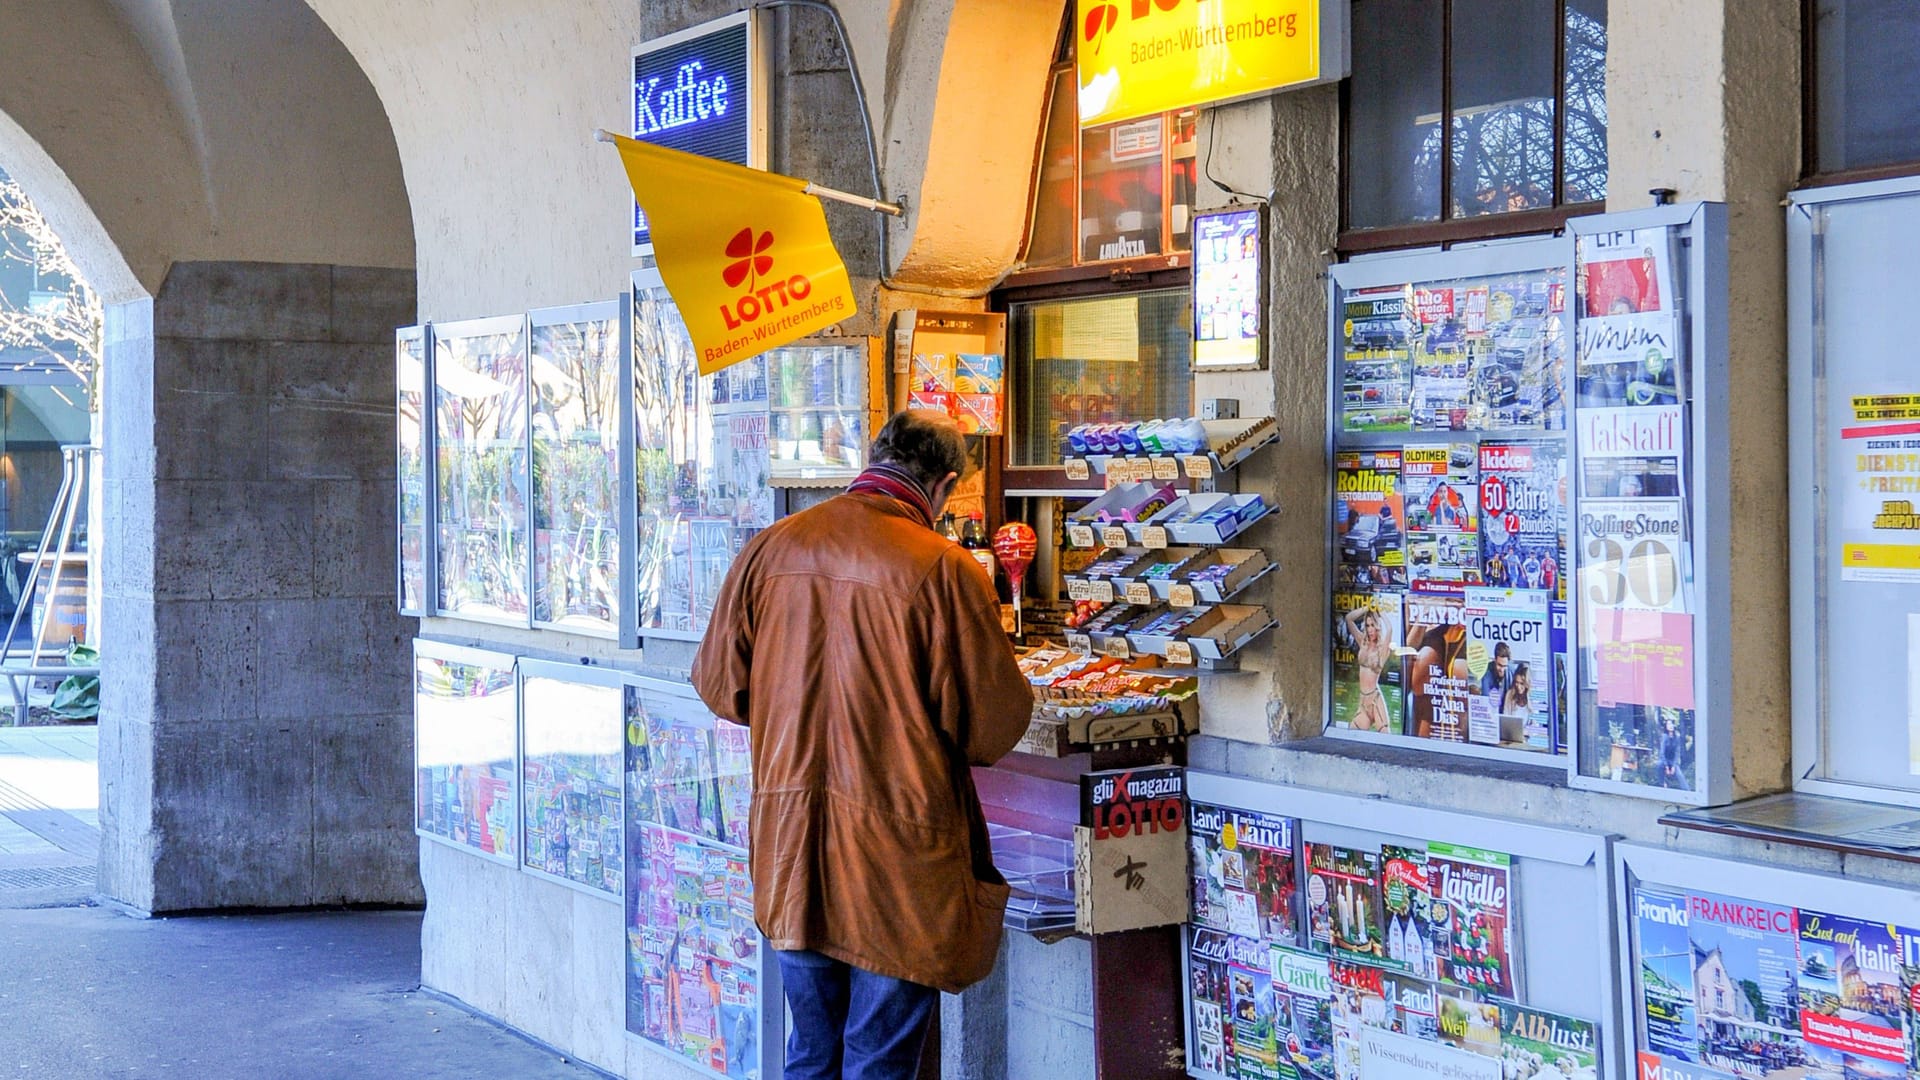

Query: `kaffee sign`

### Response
(1076, 0, 1350, 127)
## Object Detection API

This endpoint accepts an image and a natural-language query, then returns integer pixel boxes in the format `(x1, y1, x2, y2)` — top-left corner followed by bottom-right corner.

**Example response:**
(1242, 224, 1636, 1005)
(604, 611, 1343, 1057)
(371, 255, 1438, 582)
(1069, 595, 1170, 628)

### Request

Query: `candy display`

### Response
(993, 521, 1038, 636)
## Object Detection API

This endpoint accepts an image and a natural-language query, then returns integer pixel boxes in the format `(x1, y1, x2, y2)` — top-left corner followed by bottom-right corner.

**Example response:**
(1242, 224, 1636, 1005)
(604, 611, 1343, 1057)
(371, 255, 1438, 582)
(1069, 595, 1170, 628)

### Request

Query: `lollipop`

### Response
(992, 522, 1038, 637)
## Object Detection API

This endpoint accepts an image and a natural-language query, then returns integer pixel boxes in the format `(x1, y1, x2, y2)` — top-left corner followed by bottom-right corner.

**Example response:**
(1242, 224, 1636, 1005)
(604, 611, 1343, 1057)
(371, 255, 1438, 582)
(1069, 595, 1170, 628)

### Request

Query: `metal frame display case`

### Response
(432, 314, 533, 628)
(621, 270, 776, 646)
(1566, 203, 1731, 806)
(397, 324, 433, 616)
(622, 674, 780, 1080)
(412, 639, 519, 864)
(763, 336, 879, 488)
(1789, 175, 1920, 807)
(517, 658, 626, 899)
(528, 300, 627, 638)
(1614, 842, 1920, 1080)
(1184, 771, 1623, 1080)
(1324, 235, 1580, 768)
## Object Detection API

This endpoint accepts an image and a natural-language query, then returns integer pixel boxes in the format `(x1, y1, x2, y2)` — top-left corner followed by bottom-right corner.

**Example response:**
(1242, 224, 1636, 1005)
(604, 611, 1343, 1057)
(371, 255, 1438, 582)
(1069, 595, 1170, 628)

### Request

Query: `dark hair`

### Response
(1493, 642, 1511, 659)
(870, 409, 969, 489)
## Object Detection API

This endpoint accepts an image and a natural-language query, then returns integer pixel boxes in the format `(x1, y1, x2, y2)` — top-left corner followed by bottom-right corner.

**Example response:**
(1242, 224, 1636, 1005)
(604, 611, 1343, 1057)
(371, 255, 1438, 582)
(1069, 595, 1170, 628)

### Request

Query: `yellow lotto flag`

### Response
(609, 133, 857, 375)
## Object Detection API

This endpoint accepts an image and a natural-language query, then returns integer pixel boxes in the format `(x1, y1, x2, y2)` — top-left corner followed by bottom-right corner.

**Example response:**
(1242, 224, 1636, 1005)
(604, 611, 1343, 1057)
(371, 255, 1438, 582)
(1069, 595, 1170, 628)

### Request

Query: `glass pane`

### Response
(521, 673, 623, 894)
(631, 279, 773, 637)
(1564, 0, 1609, 204)
(1080, 117, 1164, 262)
(1009, 289, 1193, 466)
(765, 343, 868, 483)
(397, 328, 428, 612)
(530, 311, 621, 633)
(1169, 108, 1198, 253)
(1024, 68, 1078, 269)
(1814, 0, 1920, 172)
(413, 647, 517, 859)
(1451, 0, 1557, 218)
(1346, 0, 1443, 229)
(434, 319, 530, 622)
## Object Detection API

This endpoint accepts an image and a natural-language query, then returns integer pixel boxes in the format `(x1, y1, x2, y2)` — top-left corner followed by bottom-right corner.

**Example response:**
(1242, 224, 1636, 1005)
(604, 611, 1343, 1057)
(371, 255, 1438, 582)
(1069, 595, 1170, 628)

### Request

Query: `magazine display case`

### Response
(397, 324, 431, 615)
(518, 659, 624, 897)
(434, 315, 532, 626)
(1325, 238, 1576, 764)
(529, 301, 625, 636)
(622, 270, 775, 644)
(622, 675, 779, 1080)
(1616, 842, 1920, 1080)
(764, 338, 877, 487)
(1184, 771, 1619, 1080)
(413, 640, 518, 863)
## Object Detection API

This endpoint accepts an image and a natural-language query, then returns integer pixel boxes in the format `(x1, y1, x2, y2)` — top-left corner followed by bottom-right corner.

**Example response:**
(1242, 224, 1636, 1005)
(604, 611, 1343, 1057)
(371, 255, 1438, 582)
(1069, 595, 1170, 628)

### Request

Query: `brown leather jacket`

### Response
(691, 491, 1034, 992)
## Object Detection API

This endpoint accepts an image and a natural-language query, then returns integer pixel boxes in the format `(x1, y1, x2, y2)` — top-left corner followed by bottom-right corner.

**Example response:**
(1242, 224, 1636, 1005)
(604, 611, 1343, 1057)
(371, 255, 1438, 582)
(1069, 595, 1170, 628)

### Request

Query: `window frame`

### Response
(1799, 0, 1920, 186)
(1338, 0, 1606, 254)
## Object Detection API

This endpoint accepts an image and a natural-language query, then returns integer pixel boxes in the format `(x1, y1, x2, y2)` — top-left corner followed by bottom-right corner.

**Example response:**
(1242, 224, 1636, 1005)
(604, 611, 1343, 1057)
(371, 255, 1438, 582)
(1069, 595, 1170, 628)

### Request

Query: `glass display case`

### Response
(413, 640, 518, 863)
(623, 675, 776, 1080)
(1007, 289, 1195, 468)
(434, 315, 531, 625)
(627, 270, 774, 641)
(519, 659, 624, 897)
(529, 301, 624, 636)
(397, 325, 430, 615)
(764, 339, 871, 486)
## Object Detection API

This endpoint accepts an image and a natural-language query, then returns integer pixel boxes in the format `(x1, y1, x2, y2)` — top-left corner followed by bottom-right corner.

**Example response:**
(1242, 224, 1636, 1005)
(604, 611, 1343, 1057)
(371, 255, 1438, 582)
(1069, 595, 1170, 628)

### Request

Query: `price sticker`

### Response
(1141, 526, 1169, 550)
(1066, 632, 1092, 656)
(1169, 584, 1197, 608)
(1127, 457, 1153, 481)
(1066, 579, 1093, 602)
(1165, 640, 1195, 666)
(1152, 457, 1180, 481)
(1068, 525, 1096, 548)
(1124, 582, 1153, 606)
(1088, 580, 1116, 604)
(1183, 455, 1214, 480)
(1103, 636, 1133, 659)
(1101, 526, 1129, 550)
(1064, 458, 1091, 482)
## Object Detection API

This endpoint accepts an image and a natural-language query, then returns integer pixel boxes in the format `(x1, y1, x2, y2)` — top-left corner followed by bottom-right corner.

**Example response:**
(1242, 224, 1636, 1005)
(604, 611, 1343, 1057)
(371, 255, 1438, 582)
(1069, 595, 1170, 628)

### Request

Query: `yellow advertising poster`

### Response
(1075, 0, 1343, 127)
(1839, 390, 1920, 582)
(609, 133, 856, 375)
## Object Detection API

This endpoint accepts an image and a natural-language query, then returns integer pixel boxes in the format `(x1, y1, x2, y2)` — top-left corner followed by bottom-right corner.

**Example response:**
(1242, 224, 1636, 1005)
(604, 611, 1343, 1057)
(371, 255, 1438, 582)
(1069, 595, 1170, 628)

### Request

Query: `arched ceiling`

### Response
(0, 0, 413, 303)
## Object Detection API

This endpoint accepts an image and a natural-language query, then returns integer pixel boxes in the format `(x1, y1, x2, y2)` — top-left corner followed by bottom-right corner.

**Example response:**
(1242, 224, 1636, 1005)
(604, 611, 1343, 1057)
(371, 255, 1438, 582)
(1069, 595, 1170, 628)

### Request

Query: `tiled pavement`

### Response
(0, 723, 99, 907)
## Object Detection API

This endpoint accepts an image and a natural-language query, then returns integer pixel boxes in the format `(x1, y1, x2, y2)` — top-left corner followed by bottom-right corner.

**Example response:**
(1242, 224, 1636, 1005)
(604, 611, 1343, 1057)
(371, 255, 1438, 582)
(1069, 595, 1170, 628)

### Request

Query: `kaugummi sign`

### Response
(1074, 0, 1350, 127)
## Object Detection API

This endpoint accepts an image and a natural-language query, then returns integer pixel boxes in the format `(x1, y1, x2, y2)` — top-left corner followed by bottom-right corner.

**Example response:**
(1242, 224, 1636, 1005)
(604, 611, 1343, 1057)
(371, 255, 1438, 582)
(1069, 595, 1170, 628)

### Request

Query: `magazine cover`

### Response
(1478, 441, 1566, 597)
(1463, 587, 1554, 750)
(1235, 810, 1302, 947)
(1897, 925, 1920, 1077)
(1550, 602, 1570, 754)
(1438, 984, 1504, 1058)
(712, 721, 752, 851)
(1428, 842, 1517, 998)
(1272, 946, 1338, 1080)
(1798, 910, 1905, 1068)
(1381, 845, 1439, 980)
(1191, 802, 1234, 934)
(1305, 844, 1383, 962)
(1498, 1002, 1599, 1080)
(1575, 310, 1682, 409)
(1403, 586, 1471, 743)
(1381, 969, 1443, 1041)
(1190, 929, 1237, 1075)
(1329, 960, 1391, 1034)
(1341, 288, 1414, 433)
(1332, 590, 1405, 736)
(1672, 890, 1804, 1080)
(1632, 885, 1699, 1063)
(1403, 443, 1481, 586)
(1231, 949, 1282, 1080)
(1335, 450, 1407, 589)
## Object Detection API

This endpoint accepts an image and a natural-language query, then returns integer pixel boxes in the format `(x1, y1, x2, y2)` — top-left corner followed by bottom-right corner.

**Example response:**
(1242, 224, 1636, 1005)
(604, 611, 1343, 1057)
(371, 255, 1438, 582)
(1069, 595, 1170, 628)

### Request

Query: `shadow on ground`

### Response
(0, 906, 603, 1080)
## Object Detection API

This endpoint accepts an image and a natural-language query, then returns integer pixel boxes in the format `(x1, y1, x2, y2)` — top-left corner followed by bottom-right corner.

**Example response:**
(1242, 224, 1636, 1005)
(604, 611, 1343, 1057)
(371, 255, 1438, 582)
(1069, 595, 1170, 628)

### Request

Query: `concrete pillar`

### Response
(99, 260, 421, 912)
(1607, 0, 1800, 795)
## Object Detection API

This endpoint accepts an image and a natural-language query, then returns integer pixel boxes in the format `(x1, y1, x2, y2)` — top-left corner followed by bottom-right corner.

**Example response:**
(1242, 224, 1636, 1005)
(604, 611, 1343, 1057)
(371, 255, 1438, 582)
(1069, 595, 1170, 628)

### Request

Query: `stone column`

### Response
(99, 260, 422, 912)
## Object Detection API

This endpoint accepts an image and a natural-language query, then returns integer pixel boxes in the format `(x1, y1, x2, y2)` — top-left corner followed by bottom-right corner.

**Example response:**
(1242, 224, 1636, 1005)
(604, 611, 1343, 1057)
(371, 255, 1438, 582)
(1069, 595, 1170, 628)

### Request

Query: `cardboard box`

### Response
(1073, 766, 1190, 934)
(1147, 547, 1274, 604)
(1152, 492, 1269, 545)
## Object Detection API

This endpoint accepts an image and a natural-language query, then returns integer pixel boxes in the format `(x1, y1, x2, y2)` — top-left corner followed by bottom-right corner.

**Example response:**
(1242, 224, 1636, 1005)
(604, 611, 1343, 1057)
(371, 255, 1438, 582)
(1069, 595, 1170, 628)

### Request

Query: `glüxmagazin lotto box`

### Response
(1332, 590, 1404, 736)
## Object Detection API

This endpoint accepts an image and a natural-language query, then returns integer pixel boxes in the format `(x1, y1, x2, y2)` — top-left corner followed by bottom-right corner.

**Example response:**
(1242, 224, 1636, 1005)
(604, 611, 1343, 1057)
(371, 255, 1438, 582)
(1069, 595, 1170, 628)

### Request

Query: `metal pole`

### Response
(29, 447, 83, 670)
(2, 448, 72, 663)
(593, 128, 904, 216)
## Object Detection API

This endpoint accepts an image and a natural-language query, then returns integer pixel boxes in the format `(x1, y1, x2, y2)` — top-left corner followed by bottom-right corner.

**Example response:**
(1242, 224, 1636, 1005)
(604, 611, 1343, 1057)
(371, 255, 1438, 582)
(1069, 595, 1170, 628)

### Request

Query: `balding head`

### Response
(870, 409, 969, 491)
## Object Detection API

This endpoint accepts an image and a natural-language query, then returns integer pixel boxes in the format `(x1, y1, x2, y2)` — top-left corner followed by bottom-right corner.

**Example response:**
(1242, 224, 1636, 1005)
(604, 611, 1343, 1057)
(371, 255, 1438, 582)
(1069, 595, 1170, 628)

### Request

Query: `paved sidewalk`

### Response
(0, 906, 603, 1080)
(0, 724, 98, 906)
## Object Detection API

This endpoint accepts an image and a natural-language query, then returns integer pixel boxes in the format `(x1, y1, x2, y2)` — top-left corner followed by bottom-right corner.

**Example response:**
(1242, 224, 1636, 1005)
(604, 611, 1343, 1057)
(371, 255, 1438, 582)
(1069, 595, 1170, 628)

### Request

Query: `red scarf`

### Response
(846, 462, 935, 529)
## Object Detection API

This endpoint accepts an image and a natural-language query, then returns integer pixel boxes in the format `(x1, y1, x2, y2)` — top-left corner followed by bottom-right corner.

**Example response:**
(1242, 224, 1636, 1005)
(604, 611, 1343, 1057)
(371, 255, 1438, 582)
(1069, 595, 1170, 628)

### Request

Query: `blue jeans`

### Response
(777, 950, 938, 1080)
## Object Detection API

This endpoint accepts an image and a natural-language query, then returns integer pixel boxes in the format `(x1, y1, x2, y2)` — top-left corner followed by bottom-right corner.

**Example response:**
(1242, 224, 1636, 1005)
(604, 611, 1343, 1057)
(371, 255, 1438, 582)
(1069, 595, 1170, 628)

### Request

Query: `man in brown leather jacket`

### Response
(693, 409, 1034, 1080)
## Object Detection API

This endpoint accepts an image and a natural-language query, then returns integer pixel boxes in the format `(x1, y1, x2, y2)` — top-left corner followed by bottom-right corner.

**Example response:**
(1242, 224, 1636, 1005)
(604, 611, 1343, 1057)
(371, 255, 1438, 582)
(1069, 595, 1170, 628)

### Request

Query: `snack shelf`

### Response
(1066, 492, 1273, 549)
(1063, 547, 1276, 607)
(1060, 415, 1278, 484)
(1064, 603, 1277, 672)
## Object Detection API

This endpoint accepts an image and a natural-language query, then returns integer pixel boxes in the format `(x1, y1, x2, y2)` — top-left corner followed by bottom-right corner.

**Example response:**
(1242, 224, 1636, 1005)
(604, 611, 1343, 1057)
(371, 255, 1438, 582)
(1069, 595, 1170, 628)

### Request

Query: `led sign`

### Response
(632, 12, 760, 251)
(1076, 0, 1350, 127)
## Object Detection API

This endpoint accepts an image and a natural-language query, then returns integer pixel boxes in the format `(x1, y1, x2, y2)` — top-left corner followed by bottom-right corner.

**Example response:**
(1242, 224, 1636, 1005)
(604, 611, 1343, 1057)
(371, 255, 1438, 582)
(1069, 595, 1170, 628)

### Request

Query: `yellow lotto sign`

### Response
(610, 133, 856, 374)
(1076, 0, 1346, 127)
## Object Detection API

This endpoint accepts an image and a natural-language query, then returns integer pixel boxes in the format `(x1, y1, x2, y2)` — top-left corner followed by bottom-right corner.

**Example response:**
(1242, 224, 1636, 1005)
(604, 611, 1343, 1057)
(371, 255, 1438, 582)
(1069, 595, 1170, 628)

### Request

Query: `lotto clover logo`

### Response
(722, 227, 775, 291)
(1082, 2, 1117, 53)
